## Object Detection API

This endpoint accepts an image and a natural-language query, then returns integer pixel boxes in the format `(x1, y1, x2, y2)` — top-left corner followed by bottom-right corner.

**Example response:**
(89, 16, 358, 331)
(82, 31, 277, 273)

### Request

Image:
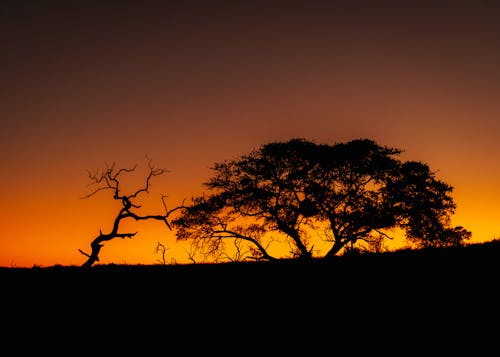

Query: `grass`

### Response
(3, 240, 498, 353)
(3, 239, 499, 293)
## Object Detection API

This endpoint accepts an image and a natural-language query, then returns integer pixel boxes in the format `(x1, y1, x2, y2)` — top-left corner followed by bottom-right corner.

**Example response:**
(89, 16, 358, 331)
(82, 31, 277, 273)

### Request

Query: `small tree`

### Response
(153, 242, 169, 265)
(172, 138, 471, 262)
(79, 158, 182, 268)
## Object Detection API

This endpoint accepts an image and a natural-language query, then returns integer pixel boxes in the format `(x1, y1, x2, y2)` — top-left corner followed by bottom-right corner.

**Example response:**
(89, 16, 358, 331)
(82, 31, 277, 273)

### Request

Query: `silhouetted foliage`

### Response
(172, 138, 471, 262)
(79, 158, 182, 268)
(386, 161, 472, 248)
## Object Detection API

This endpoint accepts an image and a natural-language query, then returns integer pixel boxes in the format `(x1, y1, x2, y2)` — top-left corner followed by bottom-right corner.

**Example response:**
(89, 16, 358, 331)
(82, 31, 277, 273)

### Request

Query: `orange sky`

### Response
(1, 0, 500, 267)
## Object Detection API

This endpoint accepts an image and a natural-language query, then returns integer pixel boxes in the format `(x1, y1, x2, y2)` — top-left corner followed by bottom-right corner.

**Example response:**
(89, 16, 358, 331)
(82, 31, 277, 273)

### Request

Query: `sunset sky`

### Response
(2, 0, 500, 267)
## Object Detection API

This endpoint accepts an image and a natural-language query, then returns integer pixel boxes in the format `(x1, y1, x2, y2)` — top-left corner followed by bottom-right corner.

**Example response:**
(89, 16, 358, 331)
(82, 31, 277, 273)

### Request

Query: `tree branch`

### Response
(79, 159, 182, 268)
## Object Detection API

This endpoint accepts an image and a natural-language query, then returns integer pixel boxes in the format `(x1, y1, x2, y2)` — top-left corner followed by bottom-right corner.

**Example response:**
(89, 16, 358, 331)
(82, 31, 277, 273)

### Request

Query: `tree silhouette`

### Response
(172, 138, 471, 262)
(79, 158, 182, 268)
(386, 161, 472, 248)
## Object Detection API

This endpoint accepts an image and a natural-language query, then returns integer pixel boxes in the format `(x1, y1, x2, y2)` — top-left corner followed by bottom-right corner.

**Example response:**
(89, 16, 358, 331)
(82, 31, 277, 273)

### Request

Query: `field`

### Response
(2, 241, 499, 354)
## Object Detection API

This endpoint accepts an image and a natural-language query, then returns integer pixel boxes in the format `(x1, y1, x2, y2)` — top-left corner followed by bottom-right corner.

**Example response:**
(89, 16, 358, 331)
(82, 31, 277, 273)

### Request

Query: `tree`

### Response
(79, 158, 182, 268)
(387, 161, 472, 248)
(172, 138, 471, 262)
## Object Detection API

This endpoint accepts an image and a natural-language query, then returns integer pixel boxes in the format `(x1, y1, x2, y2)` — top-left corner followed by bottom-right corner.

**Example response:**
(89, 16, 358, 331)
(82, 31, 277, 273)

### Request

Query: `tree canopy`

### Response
(172, 138, 471, 262)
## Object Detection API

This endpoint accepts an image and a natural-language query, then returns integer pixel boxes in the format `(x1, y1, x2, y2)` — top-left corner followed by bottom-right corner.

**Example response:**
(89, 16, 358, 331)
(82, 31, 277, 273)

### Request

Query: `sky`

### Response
(1, 0, 500, 267)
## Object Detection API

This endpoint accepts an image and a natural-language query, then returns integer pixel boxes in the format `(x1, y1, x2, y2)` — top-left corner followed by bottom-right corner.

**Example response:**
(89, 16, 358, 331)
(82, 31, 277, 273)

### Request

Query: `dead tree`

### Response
(78, 158, 183, 268)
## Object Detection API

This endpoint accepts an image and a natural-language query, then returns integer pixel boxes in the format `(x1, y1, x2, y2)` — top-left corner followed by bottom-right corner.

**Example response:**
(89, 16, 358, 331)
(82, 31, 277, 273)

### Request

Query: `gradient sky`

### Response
(2, 0, 500, 267)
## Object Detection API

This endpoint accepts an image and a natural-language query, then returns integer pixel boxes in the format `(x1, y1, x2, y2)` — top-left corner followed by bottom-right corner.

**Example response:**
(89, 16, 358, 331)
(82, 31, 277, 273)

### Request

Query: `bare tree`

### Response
(153, 242, 169, 265)
(79, 158, 183, 268)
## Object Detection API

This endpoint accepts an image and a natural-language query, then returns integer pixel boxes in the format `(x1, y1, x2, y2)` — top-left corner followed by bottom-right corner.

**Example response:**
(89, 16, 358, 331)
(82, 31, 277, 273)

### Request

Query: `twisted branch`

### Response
(79, 158, 182, 268)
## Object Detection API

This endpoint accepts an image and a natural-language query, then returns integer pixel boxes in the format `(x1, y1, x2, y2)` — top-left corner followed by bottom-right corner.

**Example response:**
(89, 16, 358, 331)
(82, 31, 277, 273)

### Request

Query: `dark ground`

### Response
(2, 241, 499, 354)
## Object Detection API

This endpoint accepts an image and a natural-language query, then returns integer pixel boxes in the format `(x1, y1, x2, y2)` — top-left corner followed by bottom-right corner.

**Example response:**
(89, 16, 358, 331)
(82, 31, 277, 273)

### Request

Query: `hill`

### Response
(3, 241, 499, 354)
(3, 239, 500, 282)
(3, 240, 499, 300)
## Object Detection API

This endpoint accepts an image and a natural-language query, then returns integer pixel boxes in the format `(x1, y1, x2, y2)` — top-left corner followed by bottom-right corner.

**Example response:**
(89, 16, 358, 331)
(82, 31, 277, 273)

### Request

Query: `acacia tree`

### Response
(387, 161, 472, 248)
(79, 158, 182, 268)
(172, 138, 471, 262)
